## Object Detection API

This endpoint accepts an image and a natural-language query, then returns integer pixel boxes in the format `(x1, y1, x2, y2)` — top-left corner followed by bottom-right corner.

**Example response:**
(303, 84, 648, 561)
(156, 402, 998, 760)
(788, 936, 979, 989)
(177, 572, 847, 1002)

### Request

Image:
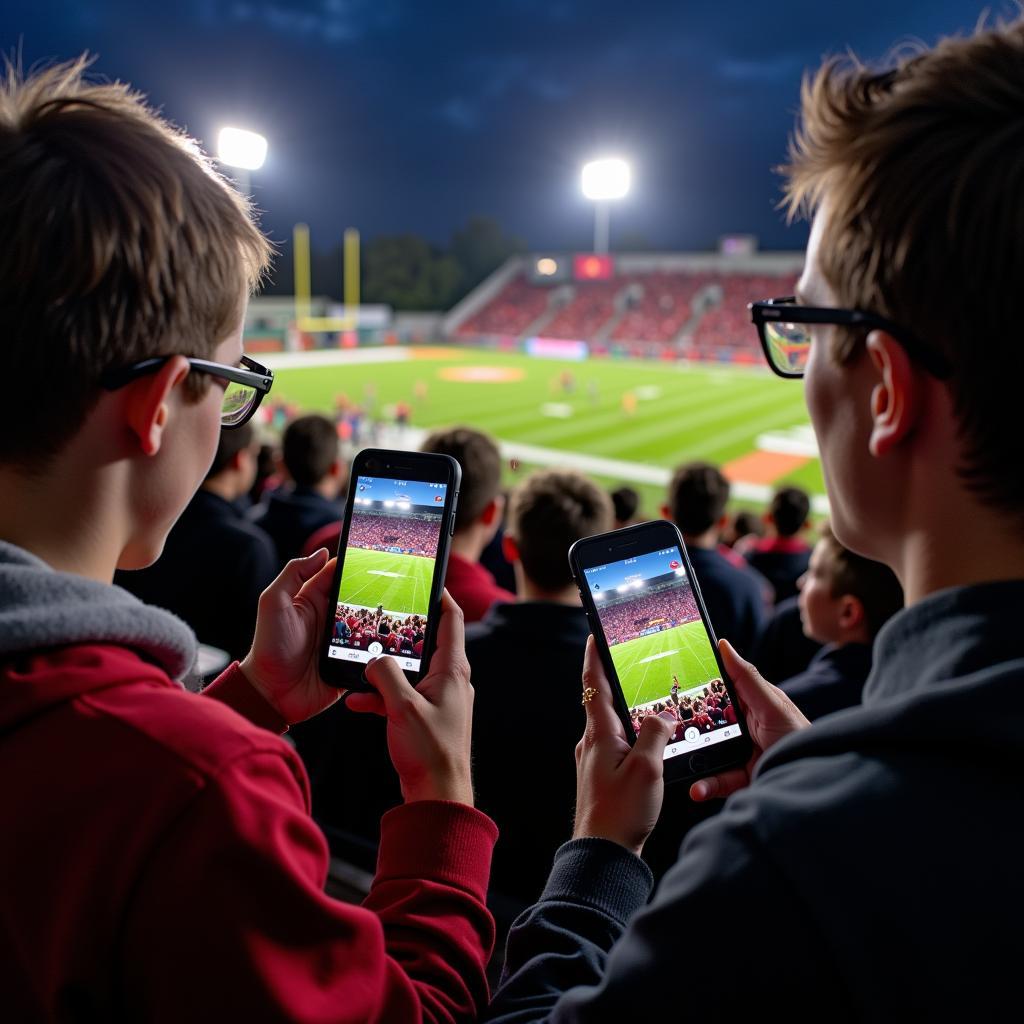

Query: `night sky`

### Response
(2, 1, 1001, 254)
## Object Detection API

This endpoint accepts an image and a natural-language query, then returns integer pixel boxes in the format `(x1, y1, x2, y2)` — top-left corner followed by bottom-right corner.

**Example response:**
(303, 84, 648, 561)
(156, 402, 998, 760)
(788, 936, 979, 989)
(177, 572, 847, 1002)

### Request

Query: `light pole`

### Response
(581, 157, 630, 254)
(217, 126, 268, 196)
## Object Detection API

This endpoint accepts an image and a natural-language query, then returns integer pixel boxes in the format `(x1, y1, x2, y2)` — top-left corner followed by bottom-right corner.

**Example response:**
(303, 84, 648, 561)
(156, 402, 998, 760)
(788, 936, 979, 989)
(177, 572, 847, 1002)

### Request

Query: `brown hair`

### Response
(0, 57, 271, 468)
(507, 469, 613, 592)
(782, 19, 1024, 516)
(667, 461, 730, 536)
(420, 426, 502, 533)
(282, 414, 339, 488)
(816, 523, 904, 639)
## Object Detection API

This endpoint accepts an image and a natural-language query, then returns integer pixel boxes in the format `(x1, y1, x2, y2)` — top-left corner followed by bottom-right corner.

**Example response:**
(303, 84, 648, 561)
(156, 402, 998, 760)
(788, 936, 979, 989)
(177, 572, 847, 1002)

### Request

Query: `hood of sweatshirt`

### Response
(0, 540, 197, 728)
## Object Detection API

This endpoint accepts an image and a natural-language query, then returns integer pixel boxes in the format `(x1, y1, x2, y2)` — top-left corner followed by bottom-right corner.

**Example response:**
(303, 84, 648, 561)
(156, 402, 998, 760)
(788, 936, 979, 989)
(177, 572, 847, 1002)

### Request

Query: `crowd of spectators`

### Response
(332, 604, 426, 657)
(630, 678, 737, 737)
(597, 579, 700, 645)
(347, 509, 441, 558)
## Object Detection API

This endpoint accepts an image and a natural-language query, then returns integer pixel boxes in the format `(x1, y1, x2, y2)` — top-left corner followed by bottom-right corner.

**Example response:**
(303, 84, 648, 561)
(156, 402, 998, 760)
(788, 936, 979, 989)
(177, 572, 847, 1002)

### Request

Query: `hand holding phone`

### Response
(569, 520, 754, 786)
(572, 636, 675, 856)
(345, 590, 475, 805)
(688, 638, 811, 802)
(238, 548, 345, 725)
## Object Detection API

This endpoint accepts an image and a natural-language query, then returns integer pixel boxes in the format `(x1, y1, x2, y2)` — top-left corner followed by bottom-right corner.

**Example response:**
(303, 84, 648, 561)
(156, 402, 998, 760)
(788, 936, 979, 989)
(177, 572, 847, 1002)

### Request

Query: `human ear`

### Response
(865, 331, 921, 458)
(838, 594, 865, 631)
(481, 495, 503, 527)
(501, 533, 520, 564)
(123, 356, 191, 457)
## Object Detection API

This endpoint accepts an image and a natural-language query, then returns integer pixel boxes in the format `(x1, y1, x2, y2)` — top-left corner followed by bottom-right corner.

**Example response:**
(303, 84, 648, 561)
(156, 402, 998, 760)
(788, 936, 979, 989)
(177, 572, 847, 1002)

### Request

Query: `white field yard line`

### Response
(262, 347, 417, 369)
(381, 425, 830, 514)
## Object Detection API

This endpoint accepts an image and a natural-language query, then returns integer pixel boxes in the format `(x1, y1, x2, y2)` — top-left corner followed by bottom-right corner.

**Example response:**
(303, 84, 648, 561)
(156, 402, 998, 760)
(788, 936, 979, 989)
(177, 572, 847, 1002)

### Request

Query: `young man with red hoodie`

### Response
(0, 60, 496, 1021)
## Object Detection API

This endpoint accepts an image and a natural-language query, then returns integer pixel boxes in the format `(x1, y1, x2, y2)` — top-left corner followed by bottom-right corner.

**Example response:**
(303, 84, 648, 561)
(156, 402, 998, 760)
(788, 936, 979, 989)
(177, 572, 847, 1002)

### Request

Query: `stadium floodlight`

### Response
(217, 127, 268, 170)
(384, 500, 395, 508)
(216, 127, 267, 197)
(536, 257, 559, 276)
(581, 157, 631, 254)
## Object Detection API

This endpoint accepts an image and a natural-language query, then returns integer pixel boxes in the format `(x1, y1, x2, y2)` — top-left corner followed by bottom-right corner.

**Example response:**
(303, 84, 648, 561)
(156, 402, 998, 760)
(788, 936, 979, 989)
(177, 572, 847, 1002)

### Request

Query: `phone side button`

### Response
(688, 753, 709, 774)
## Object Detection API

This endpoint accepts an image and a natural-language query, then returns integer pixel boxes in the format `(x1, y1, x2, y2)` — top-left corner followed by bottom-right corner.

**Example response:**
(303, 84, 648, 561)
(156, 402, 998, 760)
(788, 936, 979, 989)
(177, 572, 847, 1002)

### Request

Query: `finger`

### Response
(364, 654, 419, 714)
(344, 690, 386, 716)
(718, 639, 772, 710)
(261, 549, 331, 610)
(421, 590, 467, 677)
(632, 711, 673, 762)
(689, 768, 749, 803)
(581, 636, 624, 739)
(295, 553, 337, 607)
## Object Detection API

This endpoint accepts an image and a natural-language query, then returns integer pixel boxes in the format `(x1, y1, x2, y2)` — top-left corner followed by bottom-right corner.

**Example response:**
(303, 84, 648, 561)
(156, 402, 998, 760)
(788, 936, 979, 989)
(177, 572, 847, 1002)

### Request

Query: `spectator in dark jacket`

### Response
(780, 524, 903, 720)
(116, 423, 277, 662)
(486, 19, 1024, 1021)
(745, 486, 812, 602)
(251, 414, 346, 567)
(661, 461, 768, 658)
(467, 470, 613, 909)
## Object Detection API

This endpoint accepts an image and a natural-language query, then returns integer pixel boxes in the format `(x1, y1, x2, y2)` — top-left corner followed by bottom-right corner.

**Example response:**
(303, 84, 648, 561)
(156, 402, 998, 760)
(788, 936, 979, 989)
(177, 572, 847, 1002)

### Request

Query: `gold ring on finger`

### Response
(581, 687, 598, 706)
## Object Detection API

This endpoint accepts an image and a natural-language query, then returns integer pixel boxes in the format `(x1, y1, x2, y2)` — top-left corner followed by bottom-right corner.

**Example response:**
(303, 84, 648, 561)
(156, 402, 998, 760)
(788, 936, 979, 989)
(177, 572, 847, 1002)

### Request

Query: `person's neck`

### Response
(451, 527, 488, 563)
(201, 476, 239, 502)
(682, 527, 718, 550)
(0, 458, 127, 583)
(518, 575, 580, 606)
(890, 470, 1024, 606)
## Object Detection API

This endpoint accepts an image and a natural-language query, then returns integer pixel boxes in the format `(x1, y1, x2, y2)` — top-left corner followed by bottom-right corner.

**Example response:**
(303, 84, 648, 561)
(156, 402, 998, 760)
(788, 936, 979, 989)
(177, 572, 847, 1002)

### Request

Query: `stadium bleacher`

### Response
(450, 258, 802, 362)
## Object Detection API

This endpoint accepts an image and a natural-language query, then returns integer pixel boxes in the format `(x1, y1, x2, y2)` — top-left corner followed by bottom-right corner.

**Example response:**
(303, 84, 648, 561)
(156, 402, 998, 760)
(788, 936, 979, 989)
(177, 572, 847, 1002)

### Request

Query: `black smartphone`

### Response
(569, 520, 753, 785)
(318, 448, 460, 691)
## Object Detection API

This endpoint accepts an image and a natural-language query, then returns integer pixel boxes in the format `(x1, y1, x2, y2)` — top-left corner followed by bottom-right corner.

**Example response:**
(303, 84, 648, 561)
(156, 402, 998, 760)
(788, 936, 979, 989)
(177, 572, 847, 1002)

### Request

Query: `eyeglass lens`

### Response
(221, 380, 258, 426)
(764, 319, 811, 375)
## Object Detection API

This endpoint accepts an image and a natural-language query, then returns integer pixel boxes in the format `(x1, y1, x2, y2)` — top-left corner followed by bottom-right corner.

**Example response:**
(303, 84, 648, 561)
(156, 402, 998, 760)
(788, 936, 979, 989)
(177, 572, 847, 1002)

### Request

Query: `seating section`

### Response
(457, 277, 551, 337)
(455, 267, 800, 359)
(542, 280, 623, 340)
(611, 272, 711, 344)
(690, 273, 799, 361)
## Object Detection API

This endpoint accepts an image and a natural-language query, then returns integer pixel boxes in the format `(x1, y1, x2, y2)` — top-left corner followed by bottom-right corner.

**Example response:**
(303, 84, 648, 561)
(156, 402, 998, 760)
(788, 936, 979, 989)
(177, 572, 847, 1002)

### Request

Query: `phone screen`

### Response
(326, 475, 448, 673)
(582, 544, 745, 762)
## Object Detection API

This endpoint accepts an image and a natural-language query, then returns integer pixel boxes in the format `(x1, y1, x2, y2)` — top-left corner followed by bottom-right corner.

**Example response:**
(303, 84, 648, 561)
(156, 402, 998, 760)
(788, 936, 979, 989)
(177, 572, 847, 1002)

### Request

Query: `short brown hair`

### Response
(282, 415, 339, 488)
(667, 462, 730, 536)
(816, 524, 904, 638)
(782, 19, 1024, 516)
(507, 470, 613, 592)
(0, 57, 271, 468)
(420, 426, 502, 533)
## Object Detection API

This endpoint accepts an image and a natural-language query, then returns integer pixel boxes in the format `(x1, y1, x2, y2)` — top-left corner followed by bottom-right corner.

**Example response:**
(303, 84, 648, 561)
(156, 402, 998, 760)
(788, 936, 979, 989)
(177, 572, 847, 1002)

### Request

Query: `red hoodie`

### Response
(0, 643, 496, 1022)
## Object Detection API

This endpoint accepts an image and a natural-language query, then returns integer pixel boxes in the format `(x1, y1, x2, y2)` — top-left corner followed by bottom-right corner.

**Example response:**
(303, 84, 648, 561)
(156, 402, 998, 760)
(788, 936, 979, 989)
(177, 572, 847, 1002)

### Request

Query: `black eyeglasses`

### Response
(100, 354, 274, 428)
(749, 296, 952, 380)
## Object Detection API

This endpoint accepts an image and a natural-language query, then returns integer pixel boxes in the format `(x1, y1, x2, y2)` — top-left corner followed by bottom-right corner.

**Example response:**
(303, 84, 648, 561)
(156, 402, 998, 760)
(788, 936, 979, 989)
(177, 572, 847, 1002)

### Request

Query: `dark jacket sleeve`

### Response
(486, 802, 847, 1022)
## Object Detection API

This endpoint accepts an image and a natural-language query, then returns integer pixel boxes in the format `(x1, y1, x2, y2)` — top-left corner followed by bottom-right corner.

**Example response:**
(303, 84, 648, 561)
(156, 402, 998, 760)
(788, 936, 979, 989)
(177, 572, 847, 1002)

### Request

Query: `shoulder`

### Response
(82, 664, 301, 785)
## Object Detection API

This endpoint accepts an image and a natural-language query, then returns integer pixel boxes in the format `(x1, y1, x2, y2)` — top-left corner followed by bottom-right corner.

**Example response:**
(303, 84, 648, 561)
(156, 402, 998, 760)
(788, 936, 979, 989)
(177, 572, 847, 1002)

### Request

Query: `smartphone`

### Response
(319, 448, 460, 691)
(569, 520, 753, 785)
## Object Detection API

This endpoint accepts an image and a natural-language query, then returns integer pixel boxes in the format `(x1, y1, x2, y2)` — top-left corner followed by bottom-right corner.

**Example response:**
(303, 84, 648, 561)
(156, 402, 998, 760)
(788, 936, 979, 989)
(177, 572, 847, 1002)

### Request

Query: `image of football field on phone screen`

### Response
(336, 546, 435, 617)
(609, 620, 721, 708)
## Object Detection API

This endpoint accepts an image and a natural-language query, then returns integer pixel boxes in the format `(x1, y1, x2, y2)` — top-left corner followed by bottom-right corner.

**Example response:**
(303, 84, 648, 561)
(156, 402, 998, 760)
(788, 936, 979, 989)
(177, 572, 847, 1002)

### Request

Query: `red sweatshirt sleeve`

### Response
(202, 661, 289, 734)
(118, 745, 497, 1022)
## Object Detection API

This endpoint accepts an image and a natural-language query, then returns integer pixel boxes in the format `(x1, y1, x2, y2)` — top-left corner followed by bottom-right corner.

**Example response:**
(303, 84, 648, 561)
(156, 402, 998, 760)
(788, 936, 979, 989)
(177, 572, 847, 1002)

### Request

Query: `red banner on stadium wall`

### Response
(573, 254, 615, 280)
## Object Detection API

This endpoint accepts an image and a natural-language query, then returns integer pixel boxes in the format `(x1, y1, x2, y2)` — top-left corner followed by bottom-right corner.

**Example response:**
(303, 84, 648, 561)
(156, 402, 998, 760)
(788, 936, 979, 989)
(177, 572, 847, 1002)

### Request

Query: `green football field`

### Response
(336, 546, 435, 616)
(609, 620, 722, 710)
(264, 346, 825, 518)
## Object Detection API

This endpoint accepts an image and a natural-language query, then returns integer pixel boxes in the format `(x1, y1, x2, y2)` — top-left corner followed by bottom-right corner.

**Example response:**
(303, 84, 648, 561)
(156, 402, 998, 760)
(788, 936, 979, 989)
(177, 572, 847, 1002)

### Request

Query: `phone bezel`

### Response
(318, 448, 461, 691)
(569, 519, 753, 785)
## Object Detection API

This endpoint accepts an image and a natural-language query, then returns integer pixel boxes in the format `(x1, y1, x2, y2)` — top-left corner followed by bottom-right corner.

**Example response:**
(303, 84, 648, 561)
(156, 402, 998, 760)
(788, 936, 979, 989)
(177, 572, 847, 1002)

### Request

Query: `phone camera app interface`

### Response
(584, 547, 742, 760)
(329, 476, 447, 671)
